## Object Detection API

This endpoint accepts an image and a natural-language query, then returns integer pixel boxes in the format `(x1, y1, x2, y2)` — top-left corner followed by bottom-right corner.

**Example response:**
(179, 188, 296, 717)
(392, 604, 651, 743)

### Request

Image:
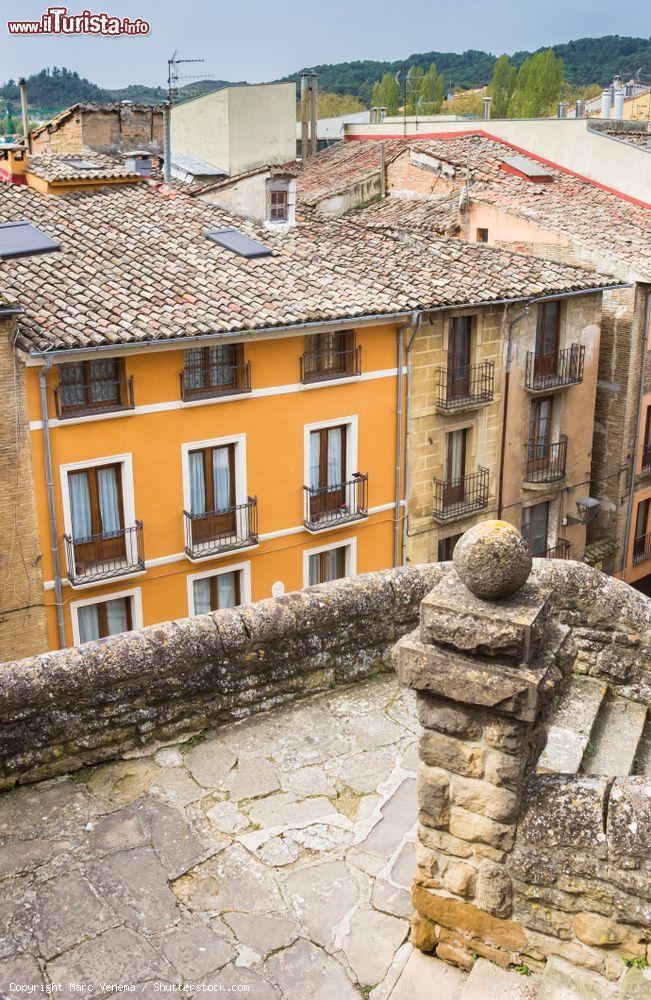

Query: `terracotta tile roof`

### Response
(0, 180, 619, 355)
(297, 140, 405, 206)
(592, 126, 651, 149)
(347, 193, 461, 236)
(27, 152, 140, 183)
(299, 136, 651, 280)
(192, 162, 299, 197)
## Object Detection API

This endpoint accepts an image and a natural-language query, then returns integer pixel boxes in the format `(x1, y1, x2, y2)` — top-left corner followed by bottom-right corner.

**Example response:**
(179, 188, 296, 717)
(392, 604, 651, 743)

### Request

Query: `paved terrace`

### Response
(0, 675, 465, 999)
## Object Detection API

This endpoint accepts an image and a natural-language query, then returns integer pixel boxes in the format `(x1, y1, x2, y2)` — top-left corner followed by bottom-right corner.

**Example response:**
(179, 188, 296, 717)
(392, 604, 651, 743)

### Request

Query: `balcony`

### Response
(64, 522, 144, 586)
(435, 361, 494, 411)
(523, 436, 567, 487)
(184, 498, 258, 560)
(300, 346, 361, 384)
(54, 375, 135, 420)
(180, 361, 252, 401)
(432, 467, 489, 524)
(524, 345, 585, 392)
(633, 531, 651, 566)
(303, 473, 368, 531)
(537, 539, 572, 559)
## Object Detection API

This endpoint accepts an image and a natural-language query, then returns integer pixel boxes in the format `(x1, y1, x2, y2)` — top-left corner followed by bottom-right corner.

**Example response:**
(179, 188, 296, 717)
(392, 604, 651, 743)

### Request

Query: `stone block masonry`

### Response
(395, 521, 651, 986)
(0, 564, 444, 790)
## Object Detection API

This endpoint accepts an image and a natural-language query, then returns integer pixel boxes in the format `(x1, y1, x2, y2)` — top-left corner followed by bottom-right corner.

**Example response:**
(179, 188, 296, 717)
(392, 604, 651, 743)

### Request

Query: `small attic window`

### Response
(205, 228, 272, 258)
(0, 220, 61, 259)
(61, 158, 103, 170)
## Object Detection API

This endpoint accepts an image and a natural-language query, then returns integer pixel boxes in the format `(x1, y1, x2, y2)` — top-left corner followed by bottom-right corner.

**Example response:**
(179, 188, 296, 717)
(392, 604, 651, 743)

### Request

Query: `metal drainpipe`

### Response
(394, 313, 420, 567)
(497, 304, 530, 519)
(621, 288, 651, 578)
(39, 357, 66, 649)
(401, 311, 423, 563)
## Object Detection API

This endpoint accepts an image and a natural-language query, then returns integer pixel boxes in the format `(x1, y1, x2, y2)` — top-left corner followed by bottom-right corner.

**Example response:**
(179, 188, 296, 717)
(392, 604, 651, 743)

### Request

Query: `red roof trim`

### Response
(343, 130, 651, 210)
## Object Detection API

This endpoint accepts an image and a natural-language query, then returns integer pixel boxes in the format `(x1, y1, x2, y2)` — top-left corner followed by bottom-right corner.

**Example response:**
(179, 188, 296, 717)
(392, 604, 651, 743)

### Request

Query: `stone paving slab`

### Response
(0, 675, 460, 997)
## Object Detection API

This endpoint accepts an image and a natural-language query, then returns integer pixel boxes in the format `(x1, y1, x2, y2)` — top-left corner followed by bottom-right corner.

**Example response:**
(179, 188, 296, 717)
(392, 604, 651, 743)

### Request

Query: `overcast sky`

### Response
(2, 0, 648, 88)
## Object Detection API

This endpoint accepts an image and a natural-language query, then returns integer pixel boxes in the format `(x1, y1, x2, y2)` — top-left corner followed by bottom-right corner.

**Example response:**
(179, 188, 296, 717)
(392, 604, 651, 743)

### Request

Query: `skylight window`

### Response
(499, 156, 552, 181)
(205, 228, 272, 259)
(62, 158, 103, 170)
(0, 221, 61, 260)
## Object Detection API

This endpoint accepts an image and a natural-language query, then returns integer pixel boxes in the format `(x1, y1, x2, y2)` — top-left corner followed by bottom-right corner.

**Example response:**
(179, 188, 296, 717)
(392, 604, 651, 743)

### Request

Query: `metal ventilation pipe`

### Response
(310, 71, 318, 157)
(575, 99, 586, 118)
(19, 77, 31, 152)
(300, 73, 309, 159)
(557, 102, 568, 119)
(483, 96, 492, 120)
(600, 89, 612, 119)
(613, 87, 625, 121)
(379, 106, 386, 122)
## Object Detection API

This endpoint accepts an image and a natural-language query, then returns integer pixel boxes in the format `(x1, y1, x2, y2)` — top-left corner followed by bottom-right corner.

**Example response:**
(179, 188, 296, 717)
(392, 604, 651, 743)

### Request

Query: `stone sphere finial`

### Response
(452, 520, 532, 600)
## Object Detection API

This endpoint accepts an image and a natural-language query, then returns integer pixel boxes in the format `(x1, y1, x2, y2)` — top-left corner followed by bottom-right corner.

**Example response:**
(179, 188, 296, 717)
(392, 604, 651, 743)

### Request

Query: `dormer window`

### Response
(270, 189, 288, 223)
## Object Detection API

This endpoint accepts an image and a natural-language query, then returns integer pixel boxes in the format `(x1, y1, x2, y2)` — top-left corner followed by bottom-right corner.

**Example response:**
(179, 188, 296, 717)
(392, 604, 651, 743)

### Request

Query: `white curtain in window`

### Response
(327, 427, 343, 487)
(217, 571, 237, 609)
(89, 358, 117, 403)
(447, 431, 464, 482)
(309, 431, 321, 490)
(77, 603, 100, 643)
(105, 597, 129, 635)
(193, 578, 212, 615)
(189, 452, 206, 515)
(69, 472, 92, 539)
(213, 447, 231, 511)
(308, 553, 321, 586)
(185, 348, 205, 390)
(98, 467, 121, 534)
(324, 548, 341, 582)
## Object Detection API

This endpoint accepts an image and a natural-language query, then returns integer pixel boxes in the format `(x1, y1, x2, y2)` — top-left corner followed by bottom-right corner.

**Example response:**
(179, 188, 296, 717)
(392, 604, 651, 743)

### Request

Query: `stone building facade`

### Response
(29, 102, 163, 156)
(0, 311, 48, 660)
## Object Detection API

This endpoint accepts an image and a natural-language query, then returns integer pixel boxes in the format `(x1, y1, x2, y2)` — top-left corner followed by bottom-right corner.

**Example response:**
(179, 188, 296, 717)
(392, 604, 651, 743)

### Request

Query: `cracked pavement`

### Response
(0, 674, 451, 998)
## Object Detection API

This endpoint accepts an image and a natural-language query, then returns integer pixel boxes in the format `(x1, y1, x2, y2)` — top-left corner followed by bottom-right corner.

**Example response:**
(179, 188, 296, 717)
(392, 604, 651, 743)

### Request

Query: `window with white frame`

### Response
(188, 562, 251, 615)
(303, 539, 356, 587)
(72, 587, 142, 645)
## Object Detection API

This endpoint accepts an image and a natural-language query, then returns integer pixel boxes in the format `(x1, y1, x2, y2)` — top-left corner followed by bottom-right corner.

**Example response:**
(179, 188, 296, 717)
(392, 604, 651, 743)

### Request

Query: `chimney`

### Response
(482, 96, 492, 120)
(300, 73, 309, 160)
(600, 89, 612, 119)
(557, 101, 568, 119)
(310, 71, 318, 158)
(19, 78, 31, 153)
(613, 86, 625, 121)
(575, 99, 586, 118)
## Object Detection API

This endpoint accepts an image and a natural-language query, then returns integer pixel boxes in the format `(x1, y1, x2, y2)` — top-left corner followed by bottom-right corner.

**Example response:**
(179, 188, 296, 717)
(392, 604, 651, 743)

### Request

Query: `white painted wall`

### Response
(172, 82, 296, 177)
(344, 117, 651, 205)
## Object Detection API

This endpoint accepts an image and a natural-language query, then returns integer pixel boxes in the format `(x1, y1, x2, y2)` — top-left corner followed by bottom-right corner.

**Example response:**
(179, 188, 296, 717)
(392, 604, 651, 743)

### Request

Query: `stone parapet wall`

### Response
(0, 564, 444, 790)
(396, 550, 651, 984)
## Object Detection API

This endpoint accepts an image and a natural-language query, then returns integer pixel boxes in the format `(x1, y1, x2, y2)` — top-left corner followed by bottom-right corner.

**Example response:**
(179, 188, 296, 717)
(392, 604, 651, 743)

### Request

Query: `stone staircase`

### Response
(456, 956, 651, 1000)
(536, 675, 648, 777)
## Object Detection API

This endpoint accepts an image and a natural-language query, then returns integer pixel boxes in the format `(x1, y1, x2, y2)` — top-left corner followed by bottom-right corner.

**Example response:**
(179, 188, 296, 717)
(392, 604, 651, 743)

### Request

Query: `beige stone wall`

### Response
(30, 112, 83, 154)
(0, 316, 48, 661)
(405, 305, 506, 565)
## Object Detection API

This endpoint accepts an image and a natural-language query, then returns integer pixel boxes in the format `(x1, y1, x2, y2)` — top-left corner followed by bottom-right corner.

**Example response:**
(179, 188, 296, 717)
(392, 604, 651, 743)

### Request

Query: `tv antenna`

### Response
(163, 51, 207, 183)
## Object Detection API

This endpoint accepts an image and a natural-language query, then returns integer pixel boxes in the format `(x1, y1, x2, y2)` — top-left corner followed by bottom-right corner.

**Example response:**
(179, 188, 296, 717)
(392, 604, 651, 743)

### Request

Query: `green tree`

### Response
(420, 62, 446, 113)
(371, 72, 400, 115)
(489, 55, 517, 118)
(509, 49, 564, 117)
(405, 65, 424, 113)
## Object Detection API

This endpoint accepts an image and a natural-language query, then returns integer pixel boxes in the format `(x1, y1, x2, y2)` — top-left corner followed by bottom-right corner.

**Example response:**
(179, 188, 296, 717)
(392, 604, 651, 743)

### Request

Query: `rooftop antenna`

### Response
(163, 51, 206, 183)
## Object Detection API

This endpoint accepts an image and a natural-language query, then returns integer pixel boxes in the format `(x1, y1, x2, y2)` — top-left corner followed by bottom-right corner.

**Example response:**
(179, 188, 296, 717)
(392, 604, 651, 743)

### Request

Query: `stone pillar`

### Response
(394, 522, 570, 971)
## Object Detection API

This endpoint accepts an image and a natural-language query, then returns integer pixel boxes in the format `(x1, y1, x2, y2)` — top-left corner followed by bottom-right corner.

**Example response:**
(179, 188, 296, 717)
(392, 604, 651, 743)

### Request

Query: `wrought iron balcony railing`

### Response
(524, 345, 585, 392)
(523, 436, 568, 484)
(532, 539, 572, 559)
(180, 361, 252, 401)
(64, 522, 144, 585)
(300, 346, 361, 384)
(633, 531, 651, 566)
(184, 498, 258, 560)
(303, 473, 368, 530)
(432, 466, 489, 523)
(54, 376, 135, 419)
(641, 442, 651, 475)
(435, 360, 494, 410)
